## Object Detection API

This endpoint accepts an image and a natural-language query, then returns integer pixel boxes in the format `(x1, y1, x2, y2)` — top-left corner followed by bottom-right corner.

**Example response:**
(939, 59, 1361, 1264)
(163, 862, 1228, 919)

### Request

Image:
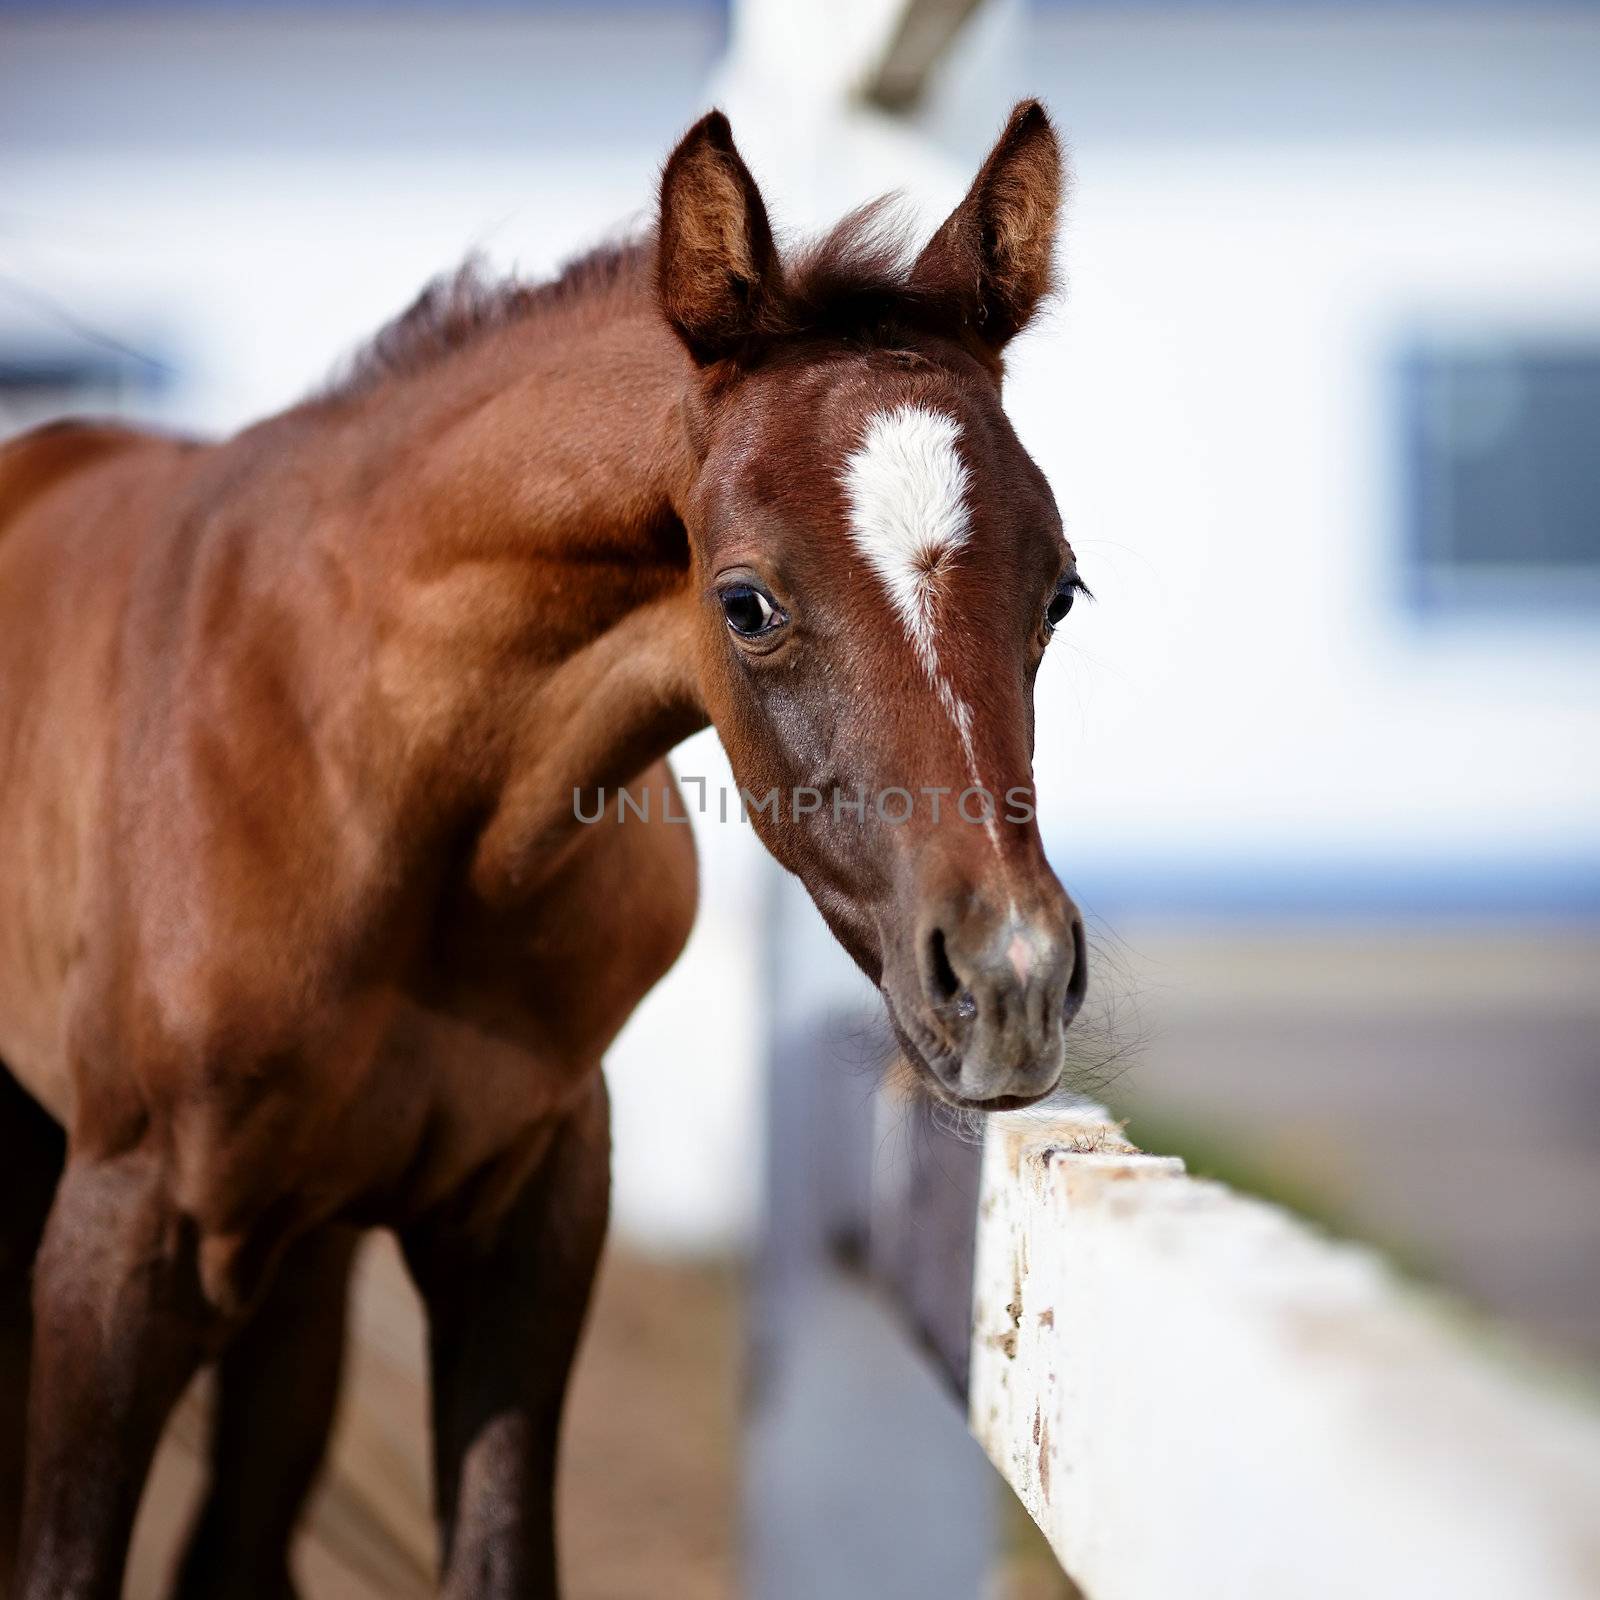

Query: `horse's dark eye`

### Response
(720, 583, 782, 638)
(1045, 581, 1076, 629)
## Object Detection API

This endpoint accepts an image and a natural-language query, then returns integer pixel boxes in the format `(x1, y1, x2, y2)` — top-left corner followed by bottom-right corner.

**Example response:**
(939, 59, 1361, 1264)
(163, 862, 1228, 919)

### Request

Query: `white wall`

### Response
(1009, 11, 1600, 891)
(1014, 147, 1600, 869)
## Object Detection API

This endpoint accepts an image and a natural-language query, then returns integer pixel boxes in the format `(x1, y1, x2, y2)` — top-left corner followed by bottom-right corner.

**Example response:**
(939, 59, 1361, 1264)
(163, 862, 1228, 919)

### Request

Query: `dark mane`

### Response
(326, 198, 945, 402)
(325, 237, 649, 401)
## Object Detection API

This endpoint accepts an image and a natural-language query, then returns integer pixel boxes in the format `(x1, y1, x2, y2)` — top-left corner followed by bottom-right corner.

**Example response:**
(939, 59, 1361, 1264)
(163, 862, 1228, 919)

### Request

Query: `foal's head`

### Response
(659, 102, 1085, 1108)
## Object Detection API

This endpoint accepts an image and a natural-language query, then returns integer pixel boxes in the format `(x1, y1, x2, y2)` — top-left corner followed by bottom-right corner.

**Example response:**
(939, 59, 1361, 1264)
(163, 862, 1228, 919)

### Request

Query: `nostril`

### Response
(1062, 918, 1089, 1026)
(925, 926, 962, 1006)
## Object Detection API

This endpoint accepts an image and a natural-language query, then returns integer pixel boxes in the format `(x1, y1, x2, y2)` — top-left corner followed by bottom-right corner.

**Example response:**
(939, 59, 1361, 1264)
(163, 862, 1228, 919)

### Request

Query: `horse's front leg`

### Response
(15, 1149, 224, 1600)
(402, 1075, 610, 1600)
(172, 1223, 359, 1600)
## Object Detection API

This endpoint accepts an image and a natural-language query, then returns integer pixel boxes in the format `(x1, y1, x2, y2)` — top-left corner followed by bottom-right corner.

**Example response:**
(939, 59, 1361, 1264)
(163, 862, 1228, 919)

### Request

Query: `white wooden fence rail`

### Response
(971, 1107, 1600, 1600)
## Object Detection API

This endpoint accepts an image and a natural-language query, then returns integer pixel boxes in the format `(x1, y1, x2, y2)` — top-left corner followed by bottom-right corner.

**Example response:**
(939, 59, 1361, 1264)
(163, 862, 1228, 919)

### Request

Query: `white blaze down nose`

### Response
(840, 403, 1002, 854)
(1007, 931, 1032, 983)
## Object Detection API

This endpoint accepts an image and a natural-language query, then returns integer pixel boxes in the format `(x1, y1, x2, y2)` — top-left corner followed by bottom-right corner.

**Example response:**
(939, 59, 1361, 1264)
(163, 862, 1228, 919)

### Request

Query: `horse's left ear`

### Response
(911, 100, 1063, 353)
(657, 110, 781, 365)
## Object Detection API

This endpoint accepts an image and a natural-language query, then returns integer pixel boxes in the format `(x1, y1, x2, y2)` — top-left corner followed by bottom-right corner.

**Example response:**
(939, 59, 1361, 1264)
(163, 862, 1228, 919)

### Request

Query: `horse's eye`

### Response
(1045, 579, 1076, 629)
(720, 583, 783, 638)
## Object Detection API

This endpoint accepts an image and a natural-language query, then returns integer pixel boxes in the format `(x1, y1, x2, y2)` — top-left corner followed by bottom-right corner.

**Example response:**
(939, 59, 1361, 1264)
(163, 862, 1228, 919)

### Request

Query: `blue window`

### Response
(1399, 341, 1600, 612)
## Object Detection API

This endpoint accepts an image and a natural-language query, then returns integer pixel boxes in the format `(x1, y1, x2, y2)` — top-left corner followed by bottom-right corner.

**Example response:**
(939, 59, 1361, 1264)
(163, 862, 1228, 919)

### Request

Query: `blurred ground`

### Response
(560, 1250, 740, 1599)
(1095, 924, 1600, 1367)
(128, 1239, 740, 1600)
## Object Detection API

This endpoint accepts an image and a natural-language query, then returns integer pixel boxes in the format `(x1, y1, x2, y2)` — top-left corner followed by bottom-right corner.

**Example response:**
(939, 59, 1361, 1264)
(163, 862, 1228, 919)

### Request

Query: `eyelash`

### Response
(1046, 574, 1090, 631)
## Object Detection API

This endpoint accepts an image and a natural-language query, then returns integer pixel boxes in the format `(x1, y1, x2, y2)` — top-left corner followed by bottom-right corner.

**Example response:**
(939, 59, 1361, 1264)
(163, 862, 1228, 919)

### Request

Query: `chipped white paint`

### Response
(971, 1105, 1600, 1600)
(841, 403, 999, 848)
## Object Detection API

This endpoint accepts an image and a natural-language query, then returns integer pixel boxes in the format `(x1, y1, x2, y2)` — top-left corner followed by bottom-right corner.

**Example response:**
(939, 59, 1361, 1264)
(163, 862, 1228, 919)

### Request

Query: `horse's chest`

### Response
(426, 773, 698, 1063)
(364, 800, 697, 1212)
(353, 997, 572, 1219)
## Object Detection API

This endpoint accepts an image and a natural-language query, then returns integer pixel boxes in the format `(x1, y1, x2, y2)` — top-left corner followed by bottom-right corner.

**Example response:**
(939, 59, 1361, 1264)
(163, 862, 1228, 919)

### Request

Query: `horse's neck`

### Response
(336, 303, 707, 887)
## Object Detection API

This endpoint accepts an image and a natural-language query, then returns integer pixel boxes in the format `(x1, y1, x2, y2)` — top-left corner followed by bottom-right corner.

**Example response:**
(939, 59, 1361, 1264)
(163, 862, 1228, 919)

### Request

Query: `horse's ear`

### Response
(911, 100, 1063, 353)
(657, 111, 781, 365)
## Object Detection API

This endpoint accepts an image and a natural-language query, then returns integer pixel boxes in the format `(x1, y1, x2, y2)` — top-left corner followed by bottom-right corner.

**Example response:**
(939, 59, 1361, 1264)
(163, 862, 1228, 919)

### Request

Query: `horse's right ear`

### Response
(657, 111, 780, 365)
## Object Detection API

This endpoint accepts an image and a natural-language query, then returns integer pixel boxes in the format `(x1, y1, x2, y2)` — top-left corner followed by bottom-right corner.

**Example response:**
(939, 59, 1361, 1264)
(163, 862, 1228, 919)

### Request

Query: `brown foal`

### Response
(0, 102, 1085, 1598)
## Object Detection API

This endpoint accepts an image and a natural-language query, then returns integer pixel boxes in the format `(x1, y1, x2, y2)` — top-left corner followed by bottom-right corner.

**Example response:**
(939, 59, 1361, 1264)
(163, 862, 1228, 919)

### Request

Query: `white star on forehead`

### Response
(840, 402, 1000, 853)
(840, 403, 971, 668)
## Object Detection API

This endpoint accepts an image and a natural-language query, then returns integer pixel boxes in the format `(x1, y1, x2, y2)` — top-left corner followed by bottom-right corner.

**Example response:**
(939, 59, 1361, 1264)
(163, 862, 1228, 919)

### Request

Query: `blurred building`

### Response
(3, 0, 1598, 1357)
